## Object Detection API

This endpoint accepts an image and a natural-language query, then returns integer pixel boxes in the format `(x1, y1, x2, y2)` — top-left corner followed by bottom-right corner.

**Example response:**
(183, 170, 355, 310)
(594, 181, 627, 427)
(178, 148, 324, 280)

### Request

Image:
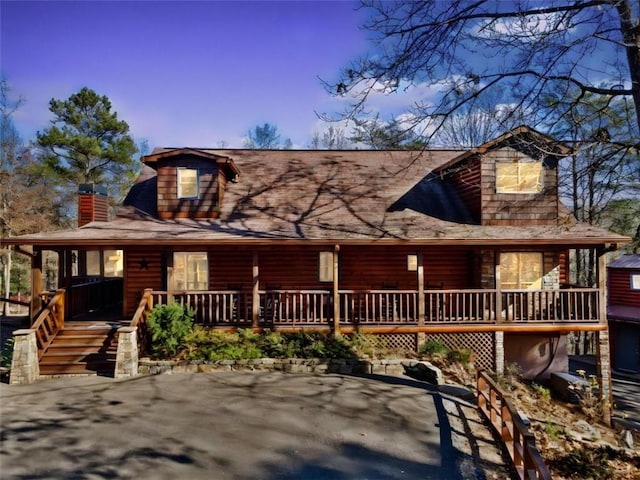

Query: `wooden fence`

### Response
(477, 370, 552, 480)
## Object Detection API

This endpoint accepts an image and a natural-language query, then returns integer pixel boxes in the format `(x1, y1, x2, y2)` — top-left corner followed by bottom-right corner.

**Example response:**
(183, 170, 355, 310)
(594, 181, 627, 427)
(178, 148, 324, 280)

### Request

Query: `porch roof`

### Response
(3, 149, 630, 248)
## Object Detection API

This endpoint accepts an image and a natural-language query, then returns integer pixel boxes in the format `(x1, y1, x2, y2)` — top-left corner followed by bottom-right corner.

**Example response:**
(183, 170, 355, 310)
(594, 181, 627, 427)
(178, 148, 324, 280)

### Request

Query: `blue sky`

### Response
(1, 0, 378, 149)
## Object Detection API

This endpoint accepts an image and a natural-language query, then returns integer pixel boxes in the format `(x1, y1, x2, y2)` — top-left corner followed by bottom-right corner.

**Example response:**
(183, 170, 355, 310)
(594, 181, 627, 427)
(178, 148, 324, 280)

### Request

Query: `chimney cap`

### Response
(78, 183, 108, 196)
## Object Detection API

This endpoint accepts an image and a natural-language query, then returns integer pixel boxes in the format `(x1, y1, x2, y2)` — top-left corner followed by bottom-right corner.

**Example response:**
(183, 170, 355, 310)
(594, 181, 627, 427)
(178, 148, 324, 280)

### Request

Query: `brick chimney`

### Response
(78, 184, 109, 227)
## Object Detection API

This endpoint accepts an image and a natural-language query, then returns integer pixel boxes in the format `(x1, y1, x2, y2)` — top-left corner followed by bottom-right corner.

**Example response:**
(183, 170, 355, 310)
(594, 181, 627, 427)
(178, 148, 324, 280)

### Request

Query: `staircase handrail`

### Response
(130, 288, 153, 354)
(30, 289, 65, 360)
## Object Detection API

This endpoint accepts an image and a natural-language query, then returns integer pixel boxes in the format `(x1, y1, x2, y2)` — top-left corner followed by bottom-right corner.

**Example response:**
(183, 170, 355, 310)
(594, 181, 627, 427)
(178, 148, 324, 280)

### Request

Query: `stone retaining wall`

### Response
(139, 357, 418, 376)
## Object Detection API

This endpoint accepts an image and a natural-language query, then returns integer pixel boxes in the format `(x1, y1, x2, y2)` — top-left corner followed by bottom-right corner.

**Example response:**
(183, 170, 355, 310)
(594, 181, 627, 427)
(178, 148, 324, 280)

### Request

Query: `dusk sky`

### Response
(1, 0, 394, 149)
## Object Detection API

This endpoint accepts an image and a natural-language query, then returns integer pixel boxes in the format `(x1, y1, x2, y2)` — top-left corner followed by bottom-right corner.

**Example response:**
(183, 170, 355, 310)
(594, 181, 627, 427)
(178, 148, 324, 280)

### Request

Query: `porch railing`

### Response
(502, 288, 599, 322)
(339, 290, 418, 324)
(147, 287, 602, 327)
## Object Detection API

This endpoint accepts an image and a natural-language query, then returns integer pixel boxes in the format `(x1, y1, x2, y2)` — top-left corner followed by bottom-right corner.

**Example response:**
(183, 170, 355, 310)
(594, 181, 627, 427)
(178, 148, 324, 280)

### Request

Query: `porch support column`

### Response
(596, 329, 613, 425)
(494, 331, 505, 375)
(252, 251, 259, 328)
(595, 247, 613, 424)
(64, 250, 73, 320)
(332, 244, 340, 336)
(30, 249, 43, 323)
(416, 252, 426, 350)
(417, 252, 425, 325)
(597, 247, 607, 324)
(495, 250, 502, 322)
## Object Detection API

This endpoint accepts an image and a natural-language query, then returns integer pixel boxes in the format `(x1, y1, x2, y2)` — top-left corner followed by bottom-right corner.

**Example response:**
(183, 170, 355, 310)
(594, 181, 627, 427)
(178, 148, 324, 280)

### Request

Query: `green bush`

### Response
(419, 339, 450, 357)
(1, 338, 14, 368)
(446, 347, 473, 365)
(181, 328, 358, 361)
(147, 303, 195, 357)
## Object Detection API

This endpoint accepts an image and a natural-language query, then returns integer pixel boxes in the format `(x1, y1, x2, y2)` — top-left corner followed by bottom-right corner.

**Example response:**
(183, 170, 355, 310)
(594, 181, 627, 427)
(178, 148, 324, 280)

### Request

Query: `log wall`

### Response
(608, 268, 640, 307)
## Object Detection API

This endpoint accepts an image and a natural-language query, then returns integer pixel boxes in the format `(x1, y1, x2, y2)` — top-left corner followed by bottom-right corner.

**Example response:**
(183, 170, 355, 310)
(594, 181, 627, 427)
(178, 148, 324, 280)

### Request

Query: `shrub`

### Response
(147, 303, 195, 357)
(1, 338, 14, 368)
(419, 339, 449, 357)
(447, 347, 473, 365)
(532, 383, 551, 402)
(550, 447, 613, 480)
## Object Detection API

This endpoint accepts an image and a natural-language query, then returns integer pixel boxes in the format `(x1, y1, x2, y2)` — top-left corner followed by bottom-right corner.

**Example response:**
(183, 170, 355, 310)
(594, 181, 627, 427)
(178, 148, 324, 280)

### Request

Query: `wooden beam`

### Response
(333, 244, 340, 335)
(495, 250, 502, 322)
(203, 324, 608, 335)
(252, 251, 259, 328)
(30, 250, 43, 324)
(417, 252, 425, 326)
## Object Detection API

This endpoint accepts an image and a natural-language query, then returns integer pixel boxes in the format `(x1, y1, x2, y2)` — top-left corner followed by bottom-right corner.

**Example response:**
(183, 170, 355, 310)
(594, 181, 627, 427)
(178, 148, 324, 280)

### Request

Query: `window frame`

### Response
(172, 252, 209, 291)
(177, 168, 199, 199)
(500, 252, 543, 290)
(495, 159, 543, 194)
(631, 273, 640, 290)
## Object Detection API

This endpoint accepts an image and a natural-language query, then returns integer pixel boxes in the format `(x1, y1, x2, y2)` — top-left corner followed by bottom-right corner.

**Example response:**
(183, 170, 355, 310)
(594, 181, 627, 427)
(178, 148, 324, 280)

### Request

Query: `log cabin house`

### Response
(608, 254, 640, 373)
(3, 126, 630, 386)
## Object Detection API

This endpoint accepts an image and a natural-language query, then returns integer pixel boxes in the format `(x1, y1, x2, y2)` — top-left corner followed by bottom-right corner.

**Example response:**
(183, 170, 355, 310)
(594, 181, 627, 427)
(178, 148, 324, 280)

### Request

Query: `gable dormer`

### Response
(436, 126, 570, 226)
(142, 148, 239, 219)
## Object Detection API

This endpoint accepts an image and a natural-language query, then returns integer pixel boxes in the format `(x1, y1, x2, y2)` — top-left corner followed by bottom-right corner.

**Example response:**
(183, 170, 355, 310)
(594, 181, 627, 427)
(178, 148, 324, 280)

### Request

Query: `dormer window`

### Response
(496, 159, 542, 194)
(177, 168, 199, 198)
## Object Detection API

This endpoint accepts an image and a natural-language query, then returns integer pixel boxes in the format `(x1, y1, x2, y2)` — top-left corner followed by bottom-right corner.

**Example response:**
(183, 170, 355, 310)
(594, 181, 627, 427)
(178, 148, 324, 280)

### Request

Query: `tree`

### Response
(0, 79, 60, 313)
(433, 90, 526, 147)
(244, 123, 292, 149)
(330, 1, 640, 146)
(550, 91, 640, 284)
(310, 125, 351, 149)
(37, 87, 138, 199)
(349, 114, 425, 149)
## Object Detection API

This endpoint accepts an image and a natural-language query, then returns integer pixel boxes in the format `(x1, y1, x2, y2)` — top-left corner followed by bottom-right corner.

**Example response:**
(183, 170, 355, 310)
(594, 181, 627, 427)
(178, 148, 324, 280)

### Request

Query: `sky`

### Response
(1, 0, 383, 149)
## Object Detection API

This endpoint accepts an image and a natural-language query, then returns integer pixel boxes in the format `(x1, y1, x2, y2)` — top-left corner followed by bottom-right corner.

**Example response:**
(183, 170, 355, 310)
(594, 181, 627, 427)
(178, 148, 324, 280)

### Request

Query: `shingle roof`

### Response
(3, 149, 631, 247)
(609, 254, 640, 269)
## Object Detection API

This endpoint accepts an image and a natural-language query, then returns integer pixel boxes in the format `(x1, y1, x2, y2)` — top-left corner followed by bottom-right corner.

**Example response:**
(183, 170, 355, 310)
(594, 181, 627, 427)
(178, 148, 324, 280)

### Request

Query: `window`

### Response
(104, 250, 124, 277)
(500, 252, 543, 289)
(86, 250, 124, 277)
(496, 160, 542, 194)
(172, 252, 208, 290)
(319, 251, 334, 282)
(407, 254, 418, 272)
(631, 274, 640, 290)
(177, 168, 199, 198)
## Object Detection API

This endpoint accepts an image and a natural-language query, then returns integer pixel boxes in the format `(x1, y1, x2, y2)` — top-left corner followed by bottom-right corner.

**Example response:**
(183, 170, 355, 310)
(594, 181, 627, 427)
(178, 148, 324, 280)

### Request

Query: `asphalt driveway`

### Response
(0, 372, 510, 479)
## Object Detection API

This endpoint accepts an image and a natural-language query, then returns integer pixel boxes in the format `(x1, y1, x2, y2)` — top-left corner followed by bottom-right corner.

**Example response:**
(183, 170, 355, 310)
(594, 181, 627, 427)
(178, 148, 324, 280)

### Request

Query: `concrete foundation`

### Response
(504, 333, 568, 380)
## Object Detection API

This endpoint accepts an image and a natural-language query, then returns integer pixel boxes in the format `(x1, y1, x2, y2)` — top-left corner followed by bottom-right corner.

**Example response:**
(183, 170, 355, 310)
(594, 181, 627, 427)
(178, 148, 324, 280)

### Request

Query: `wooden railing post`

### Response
(55, 288, 65, 329)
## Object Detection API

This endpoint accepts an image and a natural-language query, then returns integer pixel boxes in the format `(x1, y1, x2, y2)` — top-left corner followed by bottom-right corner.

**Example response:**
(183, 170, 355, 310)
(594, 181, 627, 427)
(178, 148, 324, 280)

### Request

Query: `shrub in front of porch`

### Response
(180, 327, 359, 362)
(147, 303, 195, 358)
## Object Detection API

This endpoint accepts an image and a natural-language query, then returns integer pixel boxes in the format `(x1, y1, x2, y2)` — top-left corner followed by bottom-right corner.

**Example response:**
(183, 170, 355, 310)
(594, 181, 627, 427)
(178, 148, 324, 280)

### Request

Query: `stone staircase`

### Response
(39, 322, 122, 376)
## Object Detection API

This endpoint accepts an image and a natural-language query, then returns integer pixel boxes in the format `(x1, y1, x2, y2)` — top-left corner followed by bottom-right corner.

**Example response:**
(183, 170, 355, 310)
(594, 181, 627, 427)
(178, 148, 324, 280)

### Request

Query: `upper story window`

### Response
(496, 160, 542, 194)
(177, 168, 199, 198)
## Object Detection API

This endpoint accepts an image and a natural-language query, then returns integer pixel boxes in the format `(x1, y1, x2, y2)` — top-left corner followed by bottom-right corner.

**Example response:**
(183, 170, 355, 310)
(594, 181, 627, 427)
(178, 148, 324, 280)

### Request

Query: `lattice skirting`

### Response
(425, 332, 495, 371)
(349, 333, 418, 353)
